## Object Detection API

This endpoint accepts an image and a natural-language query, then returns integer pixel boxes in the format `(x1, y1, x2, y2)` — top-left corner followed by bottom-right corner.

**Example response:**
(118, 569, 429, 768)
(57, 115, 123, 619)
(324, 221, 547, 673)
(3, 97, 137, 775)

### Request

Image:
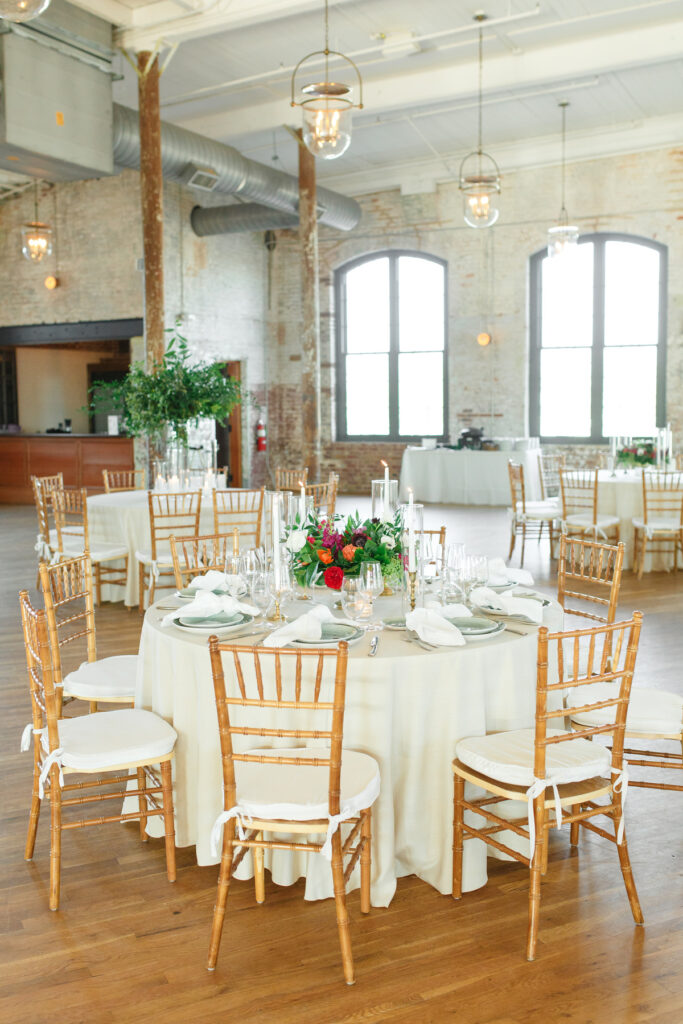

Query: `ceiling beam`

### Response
(168, 17, 683, 141)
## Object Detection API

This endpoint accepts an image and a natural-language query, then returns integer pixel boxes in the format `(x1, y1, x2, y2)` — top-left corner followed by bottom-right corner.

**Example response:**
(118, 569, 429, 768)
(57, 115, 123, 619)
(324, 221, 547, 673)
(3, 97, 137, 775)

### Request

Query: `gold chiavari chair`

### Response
(53, 487, 129, 605)
(31, 476, 60, 571)
(38, 555, 137, 713)
(452, 614, 644, 961)
(538, 452, 564, 500)
(275, 466, 309, 491)
(306, 473, 339, 518)
(19, 590, 177, 911)
(102, 468, 146, 492)
(136, 490, 203, 611)
(207, 638, 379, 982)
(422, 526, 447, 575)
(507, 461, 559, 566)
(559, 467, 620, 544)
(170, 531, 242, 591)
(632, 468, 683, 579)
(557, 535, 624, 627)
(675, 454, 683, 471)
(212, 488, 264, 549)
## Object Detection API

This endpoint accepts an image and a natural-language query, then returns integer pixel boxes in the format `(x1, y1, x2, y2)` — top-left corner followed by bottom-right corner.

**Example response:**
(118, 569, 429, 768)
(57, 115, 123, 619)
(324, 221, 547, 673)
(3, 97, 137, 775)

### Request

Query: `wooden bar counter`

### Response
(0, 434, 135, 503)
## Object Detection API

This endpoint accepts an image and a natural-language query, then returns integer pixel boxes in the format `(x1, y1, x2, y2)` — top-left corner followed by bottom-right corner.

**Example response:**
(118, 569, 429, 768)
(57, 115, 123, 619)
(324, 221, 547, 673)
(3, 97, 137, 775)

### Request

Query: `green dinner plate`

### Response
(443, 615, 499, 635)
(178, 611, 243, 628)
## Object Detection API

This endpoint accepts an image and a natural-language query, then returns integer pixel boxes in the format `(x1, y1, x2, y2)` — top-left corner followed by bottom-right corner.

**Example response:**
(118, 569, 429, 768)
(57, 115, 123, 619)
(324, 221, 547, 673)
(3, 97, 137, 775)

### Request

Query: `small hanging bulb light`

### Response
(21, 182, 53, 264)
(459, 14, 501, 229)
(291, 0, 363, 160)
(547, 100, 579, 258)
(0, 0, 50, 23)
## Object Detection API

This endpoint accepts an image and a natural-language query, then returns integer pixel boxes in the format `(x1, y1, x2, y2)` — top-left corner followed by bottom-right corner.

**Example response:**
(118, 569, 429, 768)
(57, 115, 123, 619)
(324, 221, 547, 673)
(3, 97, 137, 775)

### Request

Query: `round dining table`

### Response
(595, 468, 671, 571)
(132, 591, 563, 908)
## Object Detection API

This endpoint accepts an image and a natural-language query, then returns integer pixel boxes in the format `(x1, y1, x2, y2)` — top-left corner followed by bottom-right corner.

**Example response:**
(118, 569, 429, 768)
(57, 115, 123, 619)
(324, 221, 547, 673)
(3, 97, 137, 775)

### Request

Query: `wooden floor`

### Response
(1, 499, 682, 1024)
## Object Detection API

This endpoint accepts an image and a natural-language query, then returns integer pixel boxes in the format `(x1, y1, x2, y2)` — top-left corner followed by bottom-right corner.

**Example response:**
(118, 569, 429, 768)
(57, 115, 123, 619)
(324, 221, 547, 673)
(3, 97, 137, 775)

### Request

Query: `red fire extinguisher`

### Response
(256, 418, 267, 452)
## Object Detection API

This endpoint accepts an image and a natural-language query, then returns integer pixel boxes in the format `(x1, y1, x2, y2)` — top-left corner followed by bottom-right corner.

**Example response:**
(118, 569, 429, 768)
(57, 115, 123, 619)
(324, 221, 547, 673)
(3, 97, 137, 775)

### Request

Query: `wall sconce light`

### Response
(44, 274, 59, 290)
(477, 332, 491, 347)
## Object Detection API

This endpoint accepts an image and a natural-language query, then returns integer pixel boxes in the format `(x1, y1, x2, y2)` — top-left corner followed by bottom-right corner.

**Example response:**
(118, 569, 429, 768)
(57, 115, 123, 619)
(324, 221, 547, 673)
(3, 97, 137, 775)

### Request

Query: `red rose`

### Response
(323, 566, 344, 590)
(307, 536, 316, 545)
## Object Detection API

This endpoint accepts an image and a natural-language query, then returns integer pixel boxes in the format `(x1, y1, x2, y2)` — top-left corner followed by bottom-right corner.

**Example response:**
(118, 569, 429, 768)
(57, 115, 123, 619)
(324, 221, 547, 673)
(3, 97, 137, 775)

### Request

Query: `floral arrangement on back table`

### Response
(285, 511, 405, 591)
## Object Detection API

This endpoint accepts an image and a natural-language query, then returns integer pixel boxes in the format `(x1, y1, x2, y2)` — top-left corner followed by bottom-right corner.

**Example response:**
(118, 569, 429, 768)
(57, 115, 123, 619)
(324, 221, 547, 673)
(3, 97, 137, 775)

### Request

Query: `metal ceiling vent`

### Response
(179, 163, 219, 192)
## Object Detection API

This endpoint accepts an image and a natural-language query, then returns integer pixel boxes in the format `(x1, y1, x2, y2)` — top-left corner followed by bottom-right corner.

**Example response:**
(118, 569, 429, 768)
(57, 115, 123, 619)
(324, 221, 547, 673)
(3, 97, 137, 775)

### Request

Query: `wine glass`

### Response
(360, 561, 384, 599)
(250, 571, 274, 623)
(341, 577, 374, 628)
(465, 555, 488, 609)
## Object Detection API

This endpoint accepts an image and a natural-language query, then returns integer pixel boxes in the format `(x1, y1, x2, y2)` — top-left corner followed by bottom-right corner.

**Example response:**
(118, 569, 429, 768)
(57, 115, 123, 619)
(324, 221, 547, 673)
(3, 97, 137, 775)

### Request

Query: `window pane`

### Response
(398, 352, 444, 436)
(604, 241, 660, 347)
(398, 257, 445, 352)
(540, 348, 592, 437)
(602, 346, 657, 436)
(345, 354, 390, 435)
(345, 257, 390, 353)
(541, 243, 594, 348)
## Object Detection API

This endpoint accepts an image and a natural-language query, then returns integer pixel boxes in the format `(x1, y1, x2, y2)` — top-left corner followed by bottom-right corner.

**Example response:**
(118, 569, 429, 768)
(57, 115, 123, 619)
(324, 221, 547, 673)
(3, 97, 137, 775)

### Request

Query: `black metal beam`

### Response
(0, 319, 144, 346)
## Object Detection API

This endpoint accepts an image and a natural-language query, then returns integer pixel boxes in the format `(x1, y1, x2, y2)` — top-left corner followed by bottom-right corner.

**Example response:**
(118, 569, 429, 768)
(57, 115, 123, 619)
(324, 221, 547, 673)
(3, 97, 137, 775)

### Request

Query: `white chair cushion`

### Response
(455, 728, 610, 788)
(233, 746, 380, 822)
(89, 542, 129, 563)
(41, 708, 176, 772)
(135, 548, 174, 566)
(565, 513, 620, 529)
(514, 500, 559, 521)
(62, 655, 138, 701)
(632, 516, 681, 533)
(570, 683, 683, 736)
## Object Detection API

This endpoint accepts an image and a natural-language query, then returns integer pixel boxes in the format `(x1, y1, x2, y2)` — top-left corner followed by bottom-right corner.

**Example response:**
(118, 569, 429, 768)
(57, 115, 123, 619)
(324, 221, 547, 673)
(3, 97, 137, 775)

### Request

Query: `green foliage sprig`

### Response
(87, 327, 241, 445)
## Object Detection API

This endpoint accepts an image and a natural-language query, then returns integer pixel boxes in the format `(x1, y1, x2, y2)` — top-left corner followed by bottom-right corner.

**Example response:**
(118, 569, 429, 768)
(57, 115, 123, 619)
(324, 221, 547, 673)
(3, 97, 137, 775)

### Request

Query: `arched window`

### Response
(529, 233, 667, 442)
(335, 251, 448, 441)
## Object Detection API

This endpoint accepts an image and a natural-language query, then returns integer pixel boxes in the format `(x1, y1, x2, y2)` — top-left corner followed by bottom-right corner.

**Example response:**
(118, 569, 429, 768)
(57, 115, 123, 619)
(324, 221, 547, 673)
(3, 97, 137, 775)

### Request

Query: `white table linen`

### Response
(595, 470, 671, 571)
(87, 491, 217, 605)
(133, 592, 563, 907)
(399, 448, 541, 506)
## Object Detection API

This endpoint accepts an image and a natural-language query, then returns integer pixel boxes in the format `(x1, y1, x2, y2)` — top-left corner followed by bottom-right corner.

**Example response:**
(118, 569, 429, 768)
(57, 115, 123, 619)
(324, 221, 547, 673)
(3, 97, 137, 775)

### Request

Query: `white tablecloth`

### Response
(87, 491, 216, 606)
(133, 593, 563, 907)
(399, 448, 541, 506)
(596, 469, 670, 572)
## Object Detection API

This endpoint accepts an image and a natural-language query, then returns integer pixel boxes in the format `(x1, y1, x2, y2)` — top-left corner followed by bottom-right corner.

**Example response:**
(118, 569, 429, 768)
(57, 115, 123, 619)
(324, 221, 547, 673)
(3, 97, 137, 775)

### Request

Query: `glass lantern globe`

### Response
(547, 223, 579, 258)
(462, 188, 500, 229)
(0, 0, 50, 22)
(21, 222, 53, 263)
(459, 151, 501, 229)
(301, 93, 352, 160)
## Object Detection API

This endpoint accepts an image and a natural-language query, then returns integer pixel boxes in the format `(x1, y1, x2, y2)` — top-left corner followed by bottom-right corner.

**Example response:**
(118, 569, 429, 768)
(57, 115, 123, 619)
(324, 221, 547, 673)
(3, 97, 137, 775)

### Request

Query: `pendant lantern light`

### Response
(459, 13, 501, 229)
(547, 100, 579, 258)
(21, 183, 53, 264)
(0, 0, 50, 22)
(290, 0, 363, 160)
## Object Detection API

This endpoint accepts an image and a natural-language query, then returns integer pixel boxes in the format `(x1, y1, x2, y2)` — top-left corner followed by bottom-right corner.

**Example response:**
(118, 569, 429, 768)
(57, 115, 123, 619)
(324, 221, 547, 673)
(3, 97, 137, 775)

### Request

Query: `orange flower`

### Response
(317, 549, 333, 564)
(341, 544, 357, 562)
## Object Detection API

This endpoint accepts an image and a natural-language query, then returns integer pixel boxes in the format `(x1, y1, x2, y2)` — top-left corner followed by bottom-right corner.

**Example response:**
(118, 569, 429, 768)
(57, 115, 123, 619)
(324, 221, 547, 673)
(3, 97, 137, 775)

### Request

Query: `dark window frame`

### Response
(528, 232, 667, 444)
(334, 249, 449, 443)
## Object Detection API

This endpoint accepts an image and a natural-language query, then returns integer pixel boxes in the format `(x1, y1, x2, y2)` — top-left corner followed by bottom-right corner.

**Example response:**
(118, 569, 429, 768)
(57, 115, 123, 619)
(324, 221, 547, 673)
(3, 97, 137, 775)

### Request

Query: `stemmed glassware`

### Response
(340, 577, 374, 629)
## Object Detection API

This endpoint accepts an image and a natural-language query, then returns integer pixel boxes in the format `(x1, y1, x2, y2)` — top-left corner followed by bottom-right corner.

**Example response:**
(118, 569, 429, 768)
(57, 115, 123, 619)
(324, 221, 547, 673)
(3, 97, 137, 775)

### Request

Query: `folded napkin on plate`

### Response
(487, 557, 534, 587)
(470, 586, 543, 624)
(424, 600, 472, 619)
(406, 608, 466, 647)
(161, 589, 258, 627)
(187, 570, 246, 596)
(265, 604, 354, 649)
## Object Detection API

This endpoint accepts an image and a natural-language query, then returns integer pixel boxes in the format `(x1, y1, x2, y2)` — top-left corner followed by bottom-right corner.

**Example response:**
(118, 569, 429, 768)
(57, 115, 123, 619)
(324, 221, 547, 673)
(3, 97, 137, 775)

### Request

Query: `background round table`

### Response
(87, 491, 218, 605)
(132, 593, 564, 907)
(596, 469, 670, 571)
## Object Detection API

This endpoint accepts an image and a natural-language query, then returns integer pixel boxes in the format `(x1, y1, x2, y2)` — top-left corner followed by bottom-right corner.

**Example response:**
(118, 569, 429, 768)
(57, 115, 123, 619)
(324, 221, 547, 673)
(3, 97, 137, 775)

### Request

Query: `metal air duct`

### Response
(191, 203, 299, 236)
(112, 103, 361, 233)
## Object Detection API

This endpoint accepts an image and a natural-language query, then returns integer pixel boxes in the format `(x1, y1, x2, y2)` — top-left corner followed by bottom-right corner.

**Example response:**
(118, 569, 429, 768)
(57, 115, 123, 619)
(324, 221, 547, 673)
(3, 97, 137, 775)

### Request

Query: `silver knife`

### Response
(368, 634, 379, 657)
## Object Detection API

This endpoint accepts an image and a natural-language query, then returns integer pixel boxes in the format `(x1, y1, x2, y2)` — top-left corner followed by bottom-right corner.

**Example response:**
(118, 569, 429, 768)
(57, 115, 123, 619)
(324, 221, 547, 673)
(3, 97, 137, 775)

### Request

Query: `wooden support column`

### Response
(137, 51, 165, 372)
(298, 132, 321, 480)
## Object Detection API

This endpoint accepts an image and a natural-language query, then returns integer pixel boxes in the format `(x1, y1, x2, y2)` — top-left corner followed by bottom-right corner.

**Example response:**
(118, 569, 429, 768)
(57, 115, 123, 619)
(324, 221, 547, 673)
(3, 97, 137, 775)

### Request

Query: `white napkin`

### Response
(265, 604, 339, 649)
(162, 590, 258, 627)
(406, 608, 466, 647)
(487, 557, 534, 587)
(470, 586, 543, 624)
(424, 600, 472, 619)
(187, 570, 247, 596)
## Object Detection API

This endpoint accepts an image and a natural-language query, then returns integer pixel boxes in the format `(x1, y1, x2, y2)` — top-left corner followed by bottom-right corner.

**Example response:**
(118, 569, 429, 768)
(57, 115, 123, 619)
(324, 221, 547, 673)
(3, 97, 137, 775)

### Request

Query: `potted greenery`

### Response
(88, 328, 241, 459)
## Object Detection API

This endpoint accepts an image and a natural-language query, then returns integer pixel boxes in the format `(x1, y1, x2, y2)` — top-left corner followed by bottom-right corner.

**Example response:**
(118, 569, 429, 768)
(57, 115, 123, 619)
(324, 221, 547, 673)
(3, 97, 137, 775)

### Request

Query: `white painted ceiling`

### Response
(69, 0, 683, 193)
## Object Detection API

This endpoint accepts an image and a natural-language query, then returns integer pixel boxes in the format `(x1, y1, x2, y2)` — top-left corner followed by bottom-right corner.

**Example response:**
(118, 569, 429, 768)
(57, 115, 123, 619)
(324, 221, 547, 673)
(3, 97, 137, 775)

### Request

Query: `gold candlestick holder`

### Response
(408, 570, 418, 611)
(268, 594, 285, 622)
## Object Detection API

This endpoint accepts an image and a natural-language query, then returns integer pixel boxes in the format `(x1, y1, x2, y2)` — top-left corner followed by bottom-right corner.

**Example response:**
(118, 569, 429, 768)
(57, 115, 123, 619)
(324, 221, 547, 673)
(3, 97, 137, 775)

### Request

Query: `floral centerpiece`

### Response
(285, 511, 404, 591)
(616, 439, 657, 468)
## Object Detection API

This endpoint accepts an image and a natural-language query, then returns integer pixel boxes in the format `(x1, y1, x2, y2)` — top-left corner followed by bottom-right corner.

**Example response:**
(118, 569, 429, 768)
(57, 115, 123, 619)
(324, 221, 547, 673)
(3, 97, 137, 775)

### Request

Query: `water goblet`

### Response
(341, 577, 374, 629)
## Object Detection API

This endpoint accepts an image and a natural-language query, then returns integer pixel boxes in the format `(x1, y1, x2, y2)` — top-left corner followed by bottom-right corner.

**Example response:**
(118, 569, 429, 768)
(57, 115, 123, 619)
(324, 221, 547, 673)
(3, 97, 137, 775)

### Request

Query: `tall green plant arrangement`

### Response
(88, 328, 241, 447)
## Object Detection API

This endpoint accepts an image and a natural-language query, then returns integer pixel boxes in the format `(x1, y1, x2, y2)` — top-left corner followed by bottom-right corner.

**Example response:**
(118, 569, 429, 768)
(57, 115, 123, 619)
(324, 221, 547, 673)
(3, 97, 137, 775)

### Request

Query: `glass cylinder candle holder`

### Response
(287, 494, 314, 529)
(371, 479, 399, 522)
(399, 500, 424, 579)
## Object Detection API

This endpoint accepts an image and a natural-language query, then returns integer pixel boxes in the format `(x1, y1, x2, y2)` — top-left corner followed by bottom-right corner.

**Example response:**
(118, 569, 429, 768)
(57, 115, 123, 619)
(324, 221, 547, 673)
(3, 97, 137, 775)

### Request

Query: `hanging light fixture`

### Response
(459, 14, 501, 229)
(290, 0, 363, 160)
(547, 100, 579, 258)
(0, 0, 50, 23)
(21, 183, 53, 264)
